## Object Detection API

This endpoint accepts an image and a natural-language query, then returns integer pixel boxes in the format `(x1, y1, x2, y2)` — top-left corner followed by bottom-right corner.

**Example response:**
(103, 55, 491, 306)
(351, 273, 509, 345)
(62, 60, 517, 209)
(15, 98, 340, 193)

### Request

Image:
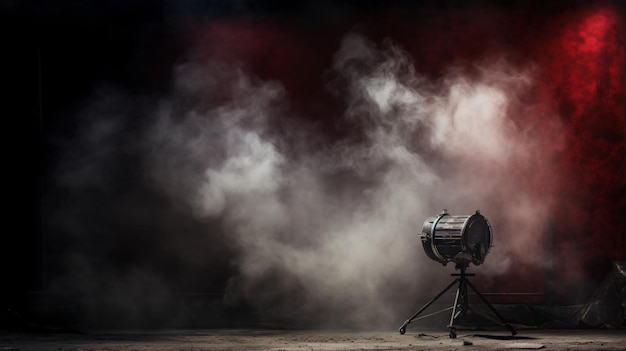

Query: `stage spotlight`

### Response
(420, 209, 492, 267)
(399, 209, 516, 338)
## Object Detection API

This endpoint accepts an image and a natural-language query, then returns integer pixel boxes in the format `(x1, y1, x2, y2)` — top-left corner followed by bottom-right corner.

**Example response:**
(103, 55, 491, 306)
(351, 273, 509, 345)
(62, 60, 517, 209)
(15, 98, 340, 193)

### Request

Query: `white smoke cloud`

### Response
(50, 32, 562, 328)
(143, 33, 561, 327)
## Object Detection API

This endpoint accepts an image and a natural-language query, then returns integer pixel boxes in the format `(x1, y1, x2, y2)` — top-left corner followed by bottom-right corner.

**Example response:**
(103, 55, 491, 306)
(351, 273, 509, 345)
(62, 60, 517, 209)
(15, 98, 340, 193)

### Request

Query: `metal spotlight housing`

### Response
(420, 209, 493, 267)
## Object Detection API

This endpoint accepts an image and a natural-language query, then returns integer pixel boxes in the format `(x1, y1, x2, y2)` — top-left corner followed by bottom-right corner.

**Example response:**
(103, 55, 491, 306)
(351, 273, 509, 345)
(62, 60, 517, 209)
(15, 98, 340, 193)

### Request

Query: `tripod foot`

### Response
(449, 327, 457, 339)
(398, 318, 411, 335)
(506, 323, 517, 336)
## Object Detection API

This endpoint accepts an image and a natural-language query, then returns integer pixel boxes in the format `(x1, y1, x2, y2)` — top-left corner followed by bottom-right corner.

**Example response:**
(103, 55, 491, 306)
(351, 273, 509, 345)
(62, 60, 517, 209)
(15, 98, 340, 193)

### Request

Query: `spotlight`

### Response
(399, 209, 516, 338)
(420, 209, 492, 267)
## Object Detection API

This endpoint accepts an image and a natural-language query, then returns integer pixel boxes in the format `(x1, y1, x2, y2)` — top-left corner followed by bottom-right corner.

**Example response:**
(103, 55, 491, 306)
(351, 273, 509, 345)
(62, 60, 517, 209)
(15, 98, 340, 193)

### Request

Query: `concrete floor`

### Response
(1, 328, 624, 350)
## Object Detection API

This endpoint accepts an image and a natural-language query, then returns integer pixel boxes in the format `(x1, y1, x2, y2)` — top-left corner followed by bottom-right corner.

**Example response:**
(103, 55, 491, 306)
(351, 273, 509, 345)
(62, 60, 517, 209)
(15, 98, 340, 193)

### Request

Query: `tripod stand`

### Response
(398, 264, 517, 338)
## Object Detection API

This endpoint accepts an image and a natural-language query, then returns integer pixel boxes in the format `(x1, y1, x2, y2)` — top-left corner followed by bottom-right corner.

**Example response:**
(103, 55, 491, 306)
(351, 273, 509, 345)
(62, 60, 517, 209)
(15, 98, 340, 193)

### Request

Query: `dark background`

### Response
(3, 0, 626, 329)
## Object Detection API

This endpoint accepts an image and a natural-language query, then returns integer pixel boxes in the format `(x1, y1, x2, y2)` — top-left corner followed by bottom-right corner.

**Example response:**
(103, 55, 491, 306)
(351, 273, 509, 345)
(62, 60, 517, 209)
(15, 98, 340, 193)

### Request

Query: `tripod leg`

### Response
(460, 279, 468, 316)
(399, 278, 459, 334)
(447, 283, 462, 339)
(465, 279, 517, 336)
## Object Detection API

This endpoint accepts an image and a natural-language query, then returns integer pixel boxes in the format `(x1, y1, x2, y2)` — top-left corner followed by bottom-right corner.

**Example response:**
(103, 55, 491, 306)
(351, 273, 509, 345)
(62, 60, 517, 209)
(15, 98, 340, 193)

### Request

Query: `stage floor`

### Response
(1, 328, 625, 350)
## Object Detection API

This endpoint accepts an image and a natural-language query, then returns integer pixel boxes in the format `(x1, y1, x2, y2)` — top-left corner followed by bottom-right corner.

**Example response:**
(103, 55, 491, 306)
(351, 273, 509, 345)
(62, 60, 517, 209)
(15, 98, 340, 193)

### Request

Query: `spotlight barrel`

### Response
(420, 209, 493, 266)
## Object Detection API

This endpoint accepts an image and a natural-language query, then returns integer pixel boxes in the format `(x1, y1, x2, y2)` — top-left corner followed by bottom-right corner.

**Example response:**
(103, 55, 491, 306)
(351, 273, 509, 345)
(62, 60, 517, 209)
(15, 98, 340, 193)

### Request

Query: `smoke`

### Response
(37, 2, 626, 329)
(134, 33, 561, 326)
(45, 8, 571, 323)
